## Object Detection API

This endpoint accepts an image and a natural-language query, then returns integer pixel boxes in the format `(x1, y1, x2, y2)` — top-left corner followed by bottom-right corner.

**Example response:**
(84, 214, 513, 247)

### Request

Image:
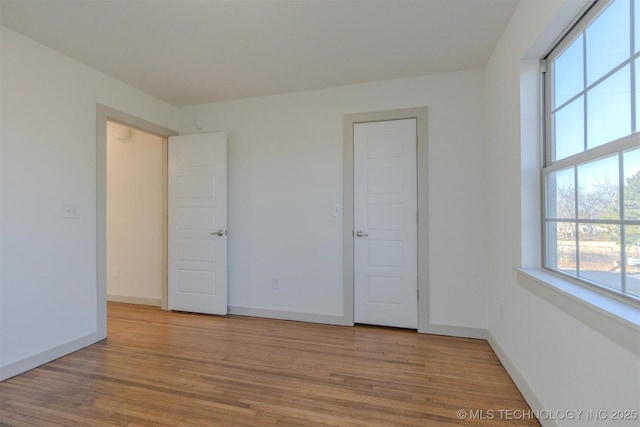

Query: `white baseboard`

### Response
(0, 332, 101, 382)
(107, 294, 161, 307)
(486, 331, 556, 427)
(228, 305, 349, 326)
(425, 323, 488, 339)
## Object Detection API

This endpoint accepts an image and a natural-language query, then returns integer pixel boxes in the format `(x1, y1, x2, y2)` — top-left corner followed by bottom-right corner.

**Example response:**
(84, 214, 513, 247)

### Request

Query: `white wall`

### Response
(178, 71, 489, 329)
(485, 1, 640, 425)
(107, 122, 163, 305)
(0, 25, 177, 378)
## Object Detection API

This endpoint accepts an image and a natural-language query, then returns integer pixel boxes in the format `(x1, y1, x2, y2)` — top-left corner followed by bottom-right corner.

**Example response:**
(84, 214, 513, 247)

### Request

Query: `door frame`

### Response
(96, 105, 178, 338)
(343, 107, 428, 332)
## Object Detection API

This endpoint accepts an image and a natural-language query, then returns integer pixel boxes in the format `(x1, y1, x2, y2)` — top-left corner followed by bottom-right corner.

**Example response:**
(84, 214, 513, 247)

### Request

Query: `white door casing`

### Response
(168, 132, 227, 315)
(354, 119, 418, 328)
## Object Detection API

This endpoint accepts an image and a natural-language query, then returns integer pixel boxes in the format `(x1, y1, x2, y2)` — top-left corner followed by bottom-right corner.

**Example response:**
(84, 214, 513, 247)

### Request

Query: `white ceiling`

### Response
(0, 0, 519, 106)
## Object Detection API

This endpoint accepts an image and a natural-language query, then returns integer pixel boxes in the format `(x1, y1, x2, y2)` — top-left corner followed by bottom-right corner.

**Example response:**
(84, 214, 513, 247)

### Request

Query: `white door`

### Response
(168, 132, 227, 315)
(354, 119, 417, 328)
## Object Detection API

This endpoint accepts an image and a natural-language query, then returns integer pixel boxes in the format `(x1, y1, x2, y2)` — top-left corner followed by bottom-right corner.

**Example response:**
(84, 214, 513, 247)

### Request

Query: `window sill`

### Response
(516, 268, 640, 343)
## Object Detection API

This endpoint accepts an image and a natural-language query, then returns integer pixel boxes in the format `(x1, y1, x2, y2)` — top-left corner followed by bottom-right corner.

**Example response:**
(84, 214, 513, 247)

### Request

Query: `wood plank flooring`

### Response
(0, 303, 540, 426)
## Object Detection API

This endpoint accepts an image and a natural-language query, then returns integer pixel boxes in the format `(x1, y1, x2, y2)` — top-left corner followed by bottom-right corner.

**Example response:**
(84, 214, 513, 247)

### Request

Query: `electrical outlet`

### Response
(272, 278, 279, 290)
(63, 204, 80, 219)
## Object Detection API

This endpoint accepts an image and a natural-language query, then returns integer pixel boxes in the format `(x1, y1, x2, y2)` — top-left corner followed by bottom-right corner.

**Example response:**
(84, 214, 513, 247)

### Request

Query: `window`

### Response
(544, 0, 640, 303)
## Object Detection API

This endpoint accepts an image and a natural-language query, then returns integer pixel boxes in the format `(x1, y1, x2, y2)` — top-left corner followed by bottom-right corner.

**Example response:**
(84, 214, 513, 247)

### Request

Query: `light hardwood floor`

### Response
(0, 302, 540, 426)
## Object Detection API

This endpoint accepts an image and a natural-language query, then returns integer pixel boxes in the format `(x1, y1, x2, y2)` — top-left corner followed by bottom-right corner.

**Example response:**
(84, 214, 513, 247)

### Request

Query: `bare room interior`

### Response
(0, 1, 639, 426)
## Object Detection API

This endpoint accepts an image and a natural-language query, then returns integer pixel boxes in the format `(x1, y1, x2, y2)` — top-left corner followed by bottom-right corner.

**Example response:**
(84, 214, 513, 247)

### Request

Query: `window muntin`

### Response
(544, 0, 640, 303)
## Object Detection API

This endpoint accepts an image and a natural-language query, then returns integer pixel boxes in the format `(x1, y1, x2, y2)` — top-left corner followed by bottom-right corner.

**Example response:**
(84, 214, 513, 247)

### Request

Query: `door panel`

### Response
(354, 119, 417, 328)
(168, 132, 227, 315)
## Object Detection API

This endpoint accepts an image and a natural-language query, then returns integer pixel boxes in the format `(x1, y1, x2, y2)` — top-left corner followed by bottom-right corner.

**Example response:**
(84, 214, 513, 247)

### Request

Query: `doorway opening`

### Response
(96, 105, 178, 339)
(106, 121, 167, 308)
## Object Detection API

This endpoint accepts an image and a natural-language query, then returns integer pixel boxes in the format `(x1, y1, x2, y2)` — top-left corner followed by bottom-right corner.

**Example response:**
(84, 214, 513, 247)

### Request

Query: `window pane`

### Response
(626, 225, 640, 298)
(636, 0, 640, 53)
(624, 148, 640, 220)
(546, 168, 575, 218)
(579, 223, 621, 291)
(554, 96, 584, 160)
(636, 58, 640, 128)
(587, 65, 631, 149)
(577, 155, 620, 219)
(547, 221, 577, 275)
(554, 34, 584, 107)
(585, 0, 630, 85)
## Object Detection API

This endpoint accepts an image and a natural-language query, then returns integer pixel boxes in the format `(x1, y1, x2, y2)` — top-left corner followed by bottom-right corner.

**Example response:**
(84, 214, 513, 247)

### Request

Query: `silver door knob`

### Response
(210, 229, 225, 236)
(355, 230, 368, 237)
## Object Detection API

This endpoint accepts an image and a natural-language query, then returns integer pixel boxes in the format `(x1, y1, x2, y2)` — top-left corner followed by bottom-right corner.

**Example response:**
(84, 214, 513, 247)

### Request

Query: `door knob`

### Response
(210, 229, 225, 236)
(355, 230, 368, 237)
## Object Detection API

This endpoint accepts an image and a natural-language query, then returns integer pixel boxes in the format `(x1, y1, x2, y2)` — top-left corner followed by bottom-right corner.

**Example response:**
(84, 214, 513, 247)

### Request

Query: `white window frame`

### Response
(543, 0, 640, 305)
